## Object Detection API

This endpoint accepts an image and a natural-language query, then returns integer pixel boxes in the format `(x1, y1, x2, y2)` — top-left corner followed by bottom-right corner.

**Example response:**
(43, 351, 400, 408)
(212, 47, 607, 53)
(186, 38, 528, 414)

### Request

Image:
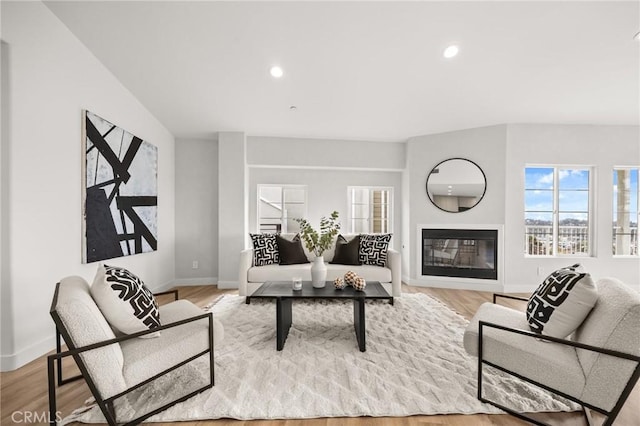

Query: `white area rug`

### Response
(63, 293, 577, 423)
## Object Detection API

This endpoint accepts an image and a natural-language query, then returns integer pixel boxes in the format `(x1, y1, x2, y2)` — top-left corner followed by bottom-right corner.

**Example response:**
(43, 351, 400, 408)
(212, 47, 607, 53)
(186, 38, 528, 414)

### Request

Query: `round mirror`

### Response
(426, 158, 487, 213)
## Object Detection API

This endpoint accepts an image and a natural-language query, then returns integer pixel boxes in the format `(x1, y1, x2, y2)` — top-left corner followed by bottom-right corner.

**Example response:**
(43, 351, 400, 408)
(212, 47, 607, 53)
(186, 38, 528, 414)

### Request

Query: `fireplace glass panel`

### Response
(422, 229, 498, 280)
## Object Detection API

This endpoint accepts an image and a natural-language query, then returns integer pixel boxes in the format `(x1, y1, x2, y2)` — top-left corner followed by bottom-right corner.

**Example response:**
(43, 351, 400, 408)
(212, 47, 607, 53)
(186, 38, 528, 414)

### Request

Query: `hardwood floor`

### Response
(1, 284, 638, 426)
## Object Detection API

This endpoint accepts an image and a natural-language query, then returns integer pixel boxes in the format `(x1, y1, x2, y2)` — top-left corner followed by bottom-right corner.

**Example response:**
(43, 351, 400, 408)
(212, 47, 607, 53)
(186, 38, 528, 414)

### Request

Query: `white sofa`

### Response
(238, 234, 401, 298)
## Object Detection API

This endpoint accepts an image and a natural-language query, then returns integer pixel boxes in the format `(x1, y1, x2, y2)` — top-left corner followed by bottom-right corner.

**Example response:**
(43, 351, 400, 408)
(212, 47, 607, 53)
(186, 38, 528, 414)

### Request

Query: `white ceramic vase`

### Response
(311, 256, 327, 288)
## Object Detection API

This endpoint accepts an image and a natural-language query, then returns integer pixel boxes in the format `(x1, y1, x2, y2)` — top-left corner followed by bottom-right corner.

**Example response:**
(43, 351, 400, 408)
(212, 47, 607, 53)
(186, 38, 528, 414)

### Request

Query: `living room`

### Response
(1, 1, 639, 425)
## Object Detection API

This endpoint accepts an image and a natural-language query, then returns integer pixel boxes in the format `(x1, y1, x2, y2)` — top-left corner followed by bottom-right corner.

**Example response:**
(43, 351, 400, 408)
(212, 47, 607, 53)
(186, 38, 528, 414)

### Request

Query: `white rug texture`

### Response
(63, 293, 578, 423)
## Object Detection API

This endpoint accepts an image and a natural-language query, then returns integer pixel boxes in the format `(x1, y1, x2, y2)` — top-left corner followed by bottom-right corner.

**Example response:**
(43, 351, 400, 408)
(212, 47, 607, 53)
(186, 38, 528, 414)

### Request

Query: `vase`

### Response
(311, 256, 327, 288)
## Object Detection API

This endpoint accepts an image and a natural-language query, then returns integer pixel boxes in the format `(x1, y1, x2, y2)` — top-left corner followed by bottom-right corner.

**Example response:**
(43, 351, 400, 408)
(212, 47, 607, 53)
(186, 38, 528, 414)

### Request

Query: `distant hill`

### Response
(526, 218, 637, 227)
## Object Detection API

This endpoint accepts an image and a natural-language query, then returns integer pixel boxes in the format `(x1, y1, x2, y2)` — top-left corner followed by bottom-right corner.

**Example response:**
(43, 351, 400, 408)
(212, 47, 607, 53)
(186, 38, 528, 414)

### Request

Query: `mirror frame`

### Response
(425, 158, 487, 213)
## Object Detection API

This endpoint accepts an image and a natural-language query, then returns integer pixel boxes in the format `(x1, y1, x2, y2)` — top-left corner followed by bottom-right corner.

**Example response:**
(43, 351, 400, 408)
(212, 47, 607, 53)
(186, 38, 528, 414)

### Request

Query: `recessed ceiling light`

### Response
(289, 105, 297, 111)
(443, 45, 459, 59)
(634, 31, 640, 41)
(270, 66, 284, 78)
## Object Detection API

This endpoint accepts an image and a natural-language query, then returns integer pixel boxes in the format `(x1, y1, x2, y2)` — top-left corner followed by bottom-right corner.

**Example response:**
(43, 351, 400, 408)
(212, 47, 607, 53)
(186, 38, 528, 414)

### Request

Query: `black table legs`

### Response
(276, 297, 293, 351)
(353, 298, 366, 352)
(273, 298, 373, 352)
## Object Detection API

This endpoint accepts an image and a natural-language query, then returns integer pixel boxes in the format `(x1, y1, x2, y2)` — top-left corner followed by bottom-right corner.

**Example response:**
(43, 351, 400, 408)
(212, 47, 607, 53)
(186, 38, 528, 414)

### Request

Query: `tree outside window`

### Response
(613, 168, 639, 256)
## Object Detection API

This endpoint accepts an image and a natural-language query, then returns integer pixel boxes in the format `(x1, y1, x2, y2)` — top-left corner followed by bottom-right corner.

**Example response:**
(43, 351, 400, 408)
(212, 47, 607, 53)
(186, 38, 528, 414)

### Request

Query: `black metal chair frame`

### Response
(477, 294, 640, 426)
(48, 286, 215, 426)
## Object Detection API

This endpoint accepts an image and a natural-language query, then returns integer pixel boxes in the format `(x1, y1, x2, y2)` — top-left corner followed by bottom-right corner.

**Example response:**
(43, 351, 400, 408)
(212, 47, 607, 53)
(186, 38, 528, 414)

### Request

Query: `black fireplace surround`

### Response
(422, 228, 498, 280)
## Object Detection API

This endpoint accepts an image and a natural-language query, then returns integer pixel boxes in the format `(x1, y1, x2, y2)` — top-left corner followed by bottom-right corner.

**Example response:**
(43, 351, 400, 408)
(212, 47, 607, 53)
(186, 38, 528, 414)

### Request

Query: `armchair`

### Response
(463, 278, 640, 425)
(48, 276, 221, 425)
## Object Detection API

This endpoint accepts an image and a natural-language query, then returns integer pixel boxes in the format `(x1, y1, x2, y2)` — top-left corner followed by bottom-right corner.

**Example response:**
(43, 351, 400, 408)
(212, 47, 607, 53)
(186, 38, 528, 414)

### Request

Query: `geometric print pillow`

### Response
(250, 233, 280, 266)
(526, 263, 598, 338)
(90, 264, 161, 337)
(358, 233, 392, 267)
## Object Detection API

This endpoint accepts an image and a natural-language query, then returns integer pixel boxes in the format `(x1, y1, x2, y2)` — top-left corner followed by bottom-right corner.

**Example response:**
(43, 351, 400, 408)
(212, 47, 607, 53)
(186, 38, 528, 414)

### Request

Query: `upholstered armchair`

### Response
(464, 277, 640, 425)
(48, 276, 222, 425)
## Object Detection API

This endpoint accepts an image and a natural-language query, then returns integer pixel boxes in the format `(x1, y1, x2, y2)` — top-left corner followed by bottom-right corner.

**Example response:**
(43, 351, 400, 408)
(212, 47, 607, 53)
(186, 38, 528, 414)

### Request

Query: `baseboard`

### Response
(1, 335, 55, 372)
(172, 277, 218, 286)
(217, 280, 239, 289)
(152, 280, 177, 293)
(407, 278, 503, 293)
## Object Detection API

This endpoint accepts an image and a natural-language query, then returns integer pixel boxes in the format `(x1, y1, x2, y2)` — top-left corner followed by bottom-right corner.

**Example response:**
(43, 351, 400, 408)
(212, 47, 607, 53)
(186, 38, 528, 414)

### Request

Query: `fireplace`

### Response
(422, 228, 498, 280)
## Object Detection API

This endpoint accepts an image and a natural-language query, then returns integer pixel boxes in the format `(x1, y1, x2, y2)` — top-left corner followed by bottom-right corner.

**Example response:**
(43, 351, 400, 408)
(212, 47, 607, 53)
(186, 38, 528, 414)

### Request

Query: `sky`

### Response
(524, 167, 639, 223)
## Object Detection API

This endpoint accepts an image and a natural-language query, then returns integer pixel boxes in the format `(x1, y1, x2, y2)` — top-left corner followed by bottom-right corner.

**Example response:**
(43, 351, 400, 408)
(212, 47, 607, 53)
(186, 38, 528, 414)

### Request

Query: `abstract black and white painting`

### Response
(82, 111, 158, 263)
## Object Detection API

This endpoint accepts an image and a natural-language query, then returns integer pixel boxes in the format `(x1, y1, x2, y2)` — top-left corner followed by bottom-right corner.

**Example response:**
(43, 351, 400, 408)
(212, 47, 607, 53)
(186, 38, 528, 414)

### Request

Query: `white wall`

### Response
(247, 136, 405, 170)
(174, 138, 218, 283)
(176, 135, 405, 288)
(406, 125, 508, 287)
(504, 124, 640, 291)
(217, 132, 247, 287)
(1, 40, 14, 366)
(249, 168, 403, 250)
(1, 1, 176, 371)
(405, 123, 640, 293)
(247, 136, 405, 252)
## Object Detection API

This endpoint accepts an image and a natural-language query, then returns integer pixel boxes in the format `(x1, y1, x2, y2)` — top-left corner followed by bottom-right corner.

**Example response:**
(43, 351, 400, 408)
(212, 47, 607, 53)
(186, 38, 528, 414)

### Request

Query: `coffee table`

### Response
(249, 281, 393, 352)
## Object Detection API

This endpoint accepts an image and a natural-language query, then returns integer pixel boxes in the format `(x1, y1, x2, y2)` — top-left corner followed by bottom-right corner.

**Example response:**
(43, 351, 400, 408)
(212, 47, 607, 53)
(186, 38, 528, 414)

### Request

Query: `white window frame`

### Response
(257, 184, 307, 234)
(613, 166, 639, 257)
(524, 165, 594, 257)
(346, 186, 393, 234)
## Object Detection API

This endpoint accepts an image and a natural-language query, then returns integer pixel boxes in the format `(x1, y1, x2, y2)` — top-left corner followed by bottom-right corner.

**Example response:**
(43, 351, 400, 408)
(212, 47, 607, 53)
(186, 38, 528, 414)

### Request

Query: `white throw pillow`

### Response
(91, 264, 161, 337)
(526, 264, 598, 338)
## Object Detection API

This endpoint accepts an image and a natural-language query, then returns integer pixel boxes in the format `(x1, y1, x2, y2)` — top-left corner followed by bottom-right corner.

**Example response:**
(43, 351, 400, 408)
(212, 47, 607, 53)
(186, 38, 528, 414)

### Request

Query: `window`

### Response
(524, 167, 591, 256)
(613, 168, 639, 256)
(257, 185, 306, 233)
(347, 187, 392, 234)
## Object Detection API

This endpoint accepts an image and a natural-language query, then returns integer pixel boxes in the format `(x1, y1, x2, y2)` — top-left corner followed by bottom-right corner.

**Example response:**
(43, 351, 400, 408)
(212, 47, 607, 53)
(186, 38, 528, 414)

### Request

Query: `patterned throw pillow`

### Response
(358, 234, 392, 267)
(90, 264, 161, 336)
(250, 233, 280, 266)
(526, 264, 598, 338)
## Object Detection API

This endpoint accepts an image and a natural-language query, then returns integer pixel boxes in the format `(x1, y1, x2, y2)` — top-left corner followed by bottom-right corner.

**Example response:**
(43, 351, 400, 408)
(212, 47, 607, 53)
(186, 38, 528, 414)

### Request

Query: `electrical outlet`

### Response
(192, 261, 199, 269)
(537, 266, 543, 276)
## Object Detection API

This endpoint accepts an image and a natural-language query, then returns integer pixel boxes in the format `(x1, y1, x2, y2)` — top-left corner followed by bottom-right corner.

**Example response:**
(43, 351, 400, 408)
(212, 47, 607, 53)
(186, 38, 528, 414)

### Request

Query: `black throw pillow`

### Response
(276, 234, 309, 265)
(330, 235, 361, 265)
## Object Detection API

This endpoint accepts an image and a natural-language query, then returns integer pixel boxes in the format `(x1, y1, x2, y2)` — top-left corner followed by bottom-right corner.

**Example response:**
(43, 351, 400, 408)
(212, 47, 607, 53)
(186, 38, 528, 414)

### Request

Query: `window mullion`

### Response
(381, 191, 387, 233)
(372, 190, 376, 233)
(280, 187, 285, 233)
(347, 188, 355, 233)
(553, 168, 559, 256)
(588, 169, 593, 256)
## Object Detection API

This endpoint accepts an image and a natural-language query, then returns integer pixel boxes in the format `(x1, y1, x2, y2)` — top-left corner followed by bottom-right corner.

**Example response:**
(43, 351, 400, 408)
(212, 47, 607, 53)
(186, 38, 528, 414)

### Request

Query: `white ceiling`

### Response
(44, 1, 640, 142)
